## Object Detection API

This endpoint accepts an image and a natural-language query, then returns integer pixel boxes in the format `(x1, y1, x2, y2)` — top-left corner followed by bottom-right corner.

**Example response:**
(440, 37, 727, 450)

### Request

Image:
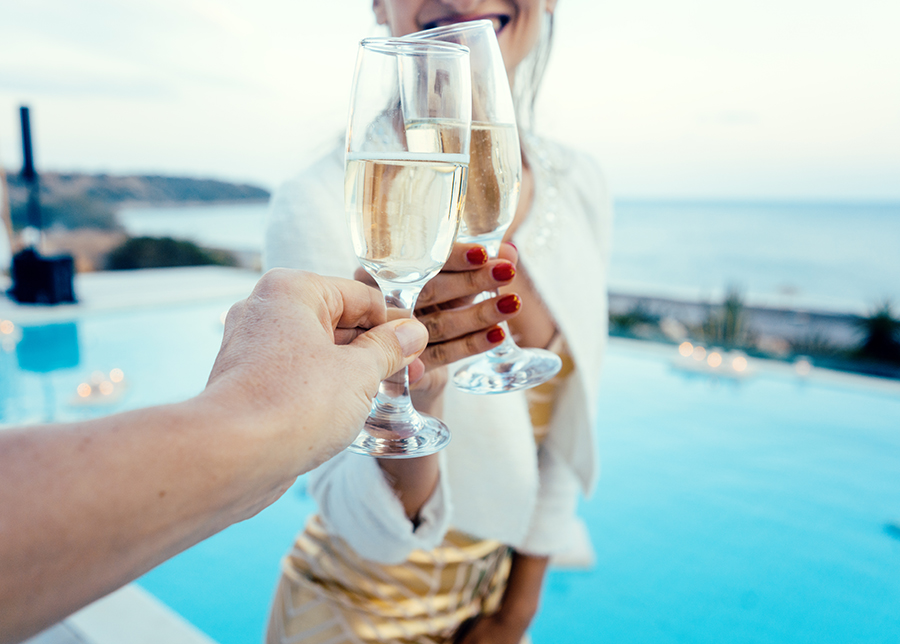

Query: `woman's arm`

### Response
(456, 552, 550, 644)
(372, 242, 521, 520)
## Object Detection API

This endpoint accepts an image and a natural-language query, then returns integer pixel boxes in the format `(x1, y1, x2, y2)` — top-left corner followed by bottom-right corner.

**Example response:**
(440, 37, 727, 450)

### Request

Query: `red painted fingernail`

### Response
(466, 247, 488, 265)
(506, 241, 517, 252)
(487, 327, 505, 343)
(492, 263, 516, 282)
(497, 294, 521, 314)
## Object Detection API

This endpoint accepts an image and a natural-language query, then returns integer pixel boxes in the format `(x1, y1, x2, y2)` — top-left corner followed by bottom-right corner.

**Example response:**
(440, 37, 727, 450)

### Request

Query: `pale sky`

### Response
(1, 0, 898, 200)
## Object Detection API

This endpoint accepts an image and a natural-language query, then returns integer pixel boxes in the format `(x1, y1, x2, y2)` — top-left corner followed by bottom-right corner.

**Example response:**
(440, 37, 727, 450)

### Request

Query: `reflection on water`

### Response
(11, 322, 81, 422)
(17, 322, 81, 373)
(1, 300, 230, 428)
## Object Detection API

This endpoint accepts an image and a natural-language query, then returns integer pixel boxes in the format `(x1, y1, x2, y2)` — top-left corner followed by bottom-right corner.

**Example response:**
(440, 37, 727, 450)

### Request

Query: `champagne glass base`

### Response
(348, 413, 451, 459)
(453, 348, 562, 394)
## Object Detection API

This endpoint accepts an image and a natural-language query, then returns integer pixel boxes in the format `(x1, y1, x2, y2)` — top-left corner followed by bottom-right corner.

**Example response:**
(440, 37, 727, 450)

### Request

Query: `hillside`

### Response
(5, 171, 270, 209)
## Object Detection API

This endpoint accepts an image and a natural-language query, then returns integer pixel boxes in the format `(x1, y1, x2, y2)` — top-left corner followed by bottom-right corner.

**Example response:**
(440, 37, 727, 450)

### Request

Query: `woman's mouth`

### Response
(421, 14, 511, 35)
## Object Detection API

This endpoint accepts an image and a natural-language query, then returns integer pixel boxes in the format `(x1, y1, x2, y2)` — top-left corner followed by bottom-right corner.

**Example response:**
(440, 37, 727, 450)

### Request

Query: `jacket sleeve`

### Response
(514, 144, 611, 555)
(307, 451, 453, 564)
(514, 443, 582, 555)
(263, 153, 357, 276)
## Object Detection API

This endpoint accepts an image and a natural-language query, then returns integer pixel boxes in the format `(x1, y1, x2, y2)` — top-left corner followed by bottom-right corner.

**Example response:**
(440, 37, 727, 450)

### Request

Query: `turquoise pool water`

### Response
(0, 301, 228, 426)
(4, 304, 899, 643)
(143, 342, 900, 644)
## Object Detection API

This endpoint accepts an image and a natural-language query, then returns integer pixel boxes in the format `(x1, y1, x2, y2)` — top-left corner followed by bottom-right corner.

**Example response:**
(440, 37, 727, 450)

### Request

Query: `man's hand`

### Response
(204, 269, 429, 474)
(0, 269, 429, 644)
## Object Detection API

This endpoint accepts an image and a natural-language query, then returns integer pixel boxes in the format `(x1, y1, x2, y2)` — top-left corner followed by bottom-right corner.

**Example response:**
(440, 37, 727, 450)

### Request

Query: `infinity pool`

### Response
(4, 303, 899, 643)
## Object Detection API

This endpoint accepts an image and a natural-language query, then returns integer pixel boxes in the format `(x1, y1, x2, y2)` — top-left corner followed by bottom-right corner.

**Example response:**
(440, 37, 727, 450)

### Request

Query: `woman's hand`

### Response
(454, 612, 530, 644)
(454, 551, 548, 644)
(354, 242, 520, 412)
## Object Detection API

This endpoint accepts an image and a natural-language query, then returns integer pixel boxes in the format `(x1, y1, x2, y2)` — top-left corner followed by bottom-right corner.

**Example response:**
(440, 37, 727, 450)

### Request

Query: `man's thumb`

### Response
(351, 319, 428, 381)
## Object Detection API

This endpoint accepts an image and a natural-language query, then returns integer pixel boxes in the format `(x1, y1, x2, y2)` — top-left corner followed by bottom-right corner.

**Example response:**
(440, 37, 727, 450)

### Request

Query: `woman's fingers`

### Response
(417, 292, 521, 345)
(418, 258, 516, 308)
(445, 240, 516, 269)
(353, 243, 518, 312)
(414, 291, 523, 368)
(441, 242, 490, 271)
(420, 323, 507, 369)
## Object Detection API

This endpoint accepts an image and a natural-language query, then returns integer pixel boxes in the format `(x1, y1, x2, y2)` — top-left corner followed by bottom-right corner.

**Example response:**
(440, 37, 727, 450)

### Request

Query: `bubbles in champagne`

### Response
(458, 122, 520, 241)
(346, 153, 467, 285)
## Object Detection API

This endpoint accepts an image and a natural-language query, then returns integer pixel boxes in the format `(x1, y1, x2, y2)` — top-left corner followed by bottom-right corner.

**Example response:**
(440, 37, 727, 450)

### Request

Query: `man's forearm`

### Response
(0, 269, 429, 643)
(0, 395, 282, 644)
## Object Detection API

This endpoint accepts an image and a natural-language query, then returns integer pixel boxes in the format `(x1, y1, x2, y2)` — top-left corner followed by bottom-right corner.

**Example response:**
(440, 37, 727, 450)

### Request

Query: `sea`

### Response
(118, 200, 900, 315)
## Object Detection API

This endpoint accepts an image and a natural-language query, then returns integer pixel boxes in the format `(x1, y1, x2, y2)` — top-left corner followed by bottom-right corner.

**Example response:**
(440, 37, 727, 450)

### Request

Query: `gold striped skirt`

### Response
(267, 515, 512, 644)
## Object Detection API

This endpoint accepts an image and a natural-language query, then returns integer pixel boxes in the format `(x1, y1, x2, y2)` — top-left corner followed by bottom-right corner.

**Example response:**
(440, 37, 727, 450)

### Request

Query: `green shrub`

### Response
(701, 287, 752, 349)
(105, 236, 238, 270)
(855, 301, 900, 364)
(610, 302, 660, 337)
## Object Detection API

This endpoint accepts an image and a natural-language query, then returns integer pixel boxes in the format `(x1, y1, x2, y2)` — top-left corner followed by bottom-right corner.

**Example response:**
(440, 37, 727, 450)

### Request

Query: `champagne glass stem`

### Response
(369, 285, 422, 436)
(488, 318, 518, 359)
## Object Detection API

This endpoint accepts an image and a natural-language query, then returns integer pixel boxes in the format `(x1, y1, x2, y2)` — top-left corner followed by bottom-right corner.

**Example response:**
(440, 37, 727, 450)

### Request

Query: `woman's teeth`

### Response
(422, 14, 511, 34)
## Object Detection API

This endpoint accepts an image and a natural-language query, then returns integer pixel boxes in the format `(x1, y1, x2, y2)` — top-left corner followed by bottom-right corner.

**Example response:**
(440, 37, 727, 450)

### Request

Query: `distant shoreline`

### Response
(115, 198, 270, 211)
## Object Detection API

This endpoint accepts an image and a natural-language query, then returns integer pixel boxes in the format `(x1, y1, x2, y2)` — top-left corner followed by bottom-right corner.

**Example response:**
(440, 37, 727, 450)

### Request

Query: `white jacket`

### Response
(265, 135, 613, 562)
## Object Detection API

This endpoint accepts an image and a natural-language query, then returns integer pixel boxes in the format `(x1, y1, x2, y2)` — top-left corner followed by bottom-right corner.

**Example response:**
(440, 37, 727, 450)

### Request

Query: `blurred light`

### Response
(77, 383, 92, 398)
(0, 320, 14, 335)
(99, 381, 114, 395)
(110, 368, 125, 383)
(733, 356, 748, 372)
(795, 358, 812, 376)
(707, 352, 722, 368)
(678, 341, 693, 357)
(693, 346, 707, 361)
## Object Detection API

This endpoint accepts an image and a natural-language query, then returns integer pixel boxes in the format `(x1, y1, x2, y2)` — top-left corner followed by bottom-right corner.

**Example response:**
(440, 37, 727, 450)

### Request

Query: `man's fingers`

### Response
(327, 276, 386, 330)
(353, 267, 378, 288)
(408, 358, 425, 383)
(349, 319, 429, 383)
(250, 269, 385, 332)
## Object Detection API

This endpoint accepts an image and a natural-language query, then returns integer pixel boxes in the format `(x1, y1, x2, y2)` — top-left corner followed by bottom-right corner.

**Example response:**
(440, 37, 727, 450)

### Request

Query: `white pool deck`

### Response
(0, 265, 262, 325)
(23, 585, 219, 644)
(6, 267, 262, 644)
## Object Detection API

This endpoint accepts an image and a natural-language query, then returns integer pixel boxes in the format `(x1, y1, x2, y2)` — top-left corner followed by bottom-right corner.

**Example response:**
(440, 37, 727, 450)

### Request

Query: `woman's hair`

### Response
(512, 12, 554, 133)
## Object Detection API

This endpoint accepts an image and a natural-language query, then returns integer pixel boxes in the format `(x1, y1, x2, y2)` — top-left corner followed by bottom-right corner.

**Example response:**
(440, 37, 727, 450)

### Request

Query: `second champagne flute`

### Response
(411, 20, 562, 394)
(345, 38, 471, 457)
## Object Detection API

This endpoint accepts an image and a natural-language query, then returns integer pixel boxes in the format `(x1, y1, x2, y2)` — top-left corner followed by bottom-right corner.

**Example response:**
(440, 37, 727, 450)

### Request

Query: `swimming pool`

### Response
(4, 302, 899, 643)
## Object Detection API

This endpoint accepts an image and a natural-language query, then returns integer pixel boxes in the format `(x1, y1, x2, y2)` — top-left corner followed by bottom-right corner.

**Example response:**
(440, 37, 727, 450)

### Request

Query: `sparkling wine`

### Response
(457, 122, 520, 241)
(346, 152, 467, 285)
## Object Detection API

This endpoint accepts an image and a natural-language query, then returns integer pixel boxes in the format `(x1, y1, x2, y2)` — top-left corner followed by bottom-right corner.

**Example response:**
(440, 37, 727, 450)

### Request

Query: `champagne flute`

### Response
(345, 37, 471, 458)
(410, 20, 562, 394)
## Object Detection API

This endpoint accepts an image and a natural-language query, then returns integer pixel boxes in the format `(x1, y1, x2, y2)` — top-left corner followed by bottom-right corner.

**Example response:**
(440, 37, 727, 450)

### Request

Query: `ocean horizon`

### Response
(118, 199, 900, 316)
